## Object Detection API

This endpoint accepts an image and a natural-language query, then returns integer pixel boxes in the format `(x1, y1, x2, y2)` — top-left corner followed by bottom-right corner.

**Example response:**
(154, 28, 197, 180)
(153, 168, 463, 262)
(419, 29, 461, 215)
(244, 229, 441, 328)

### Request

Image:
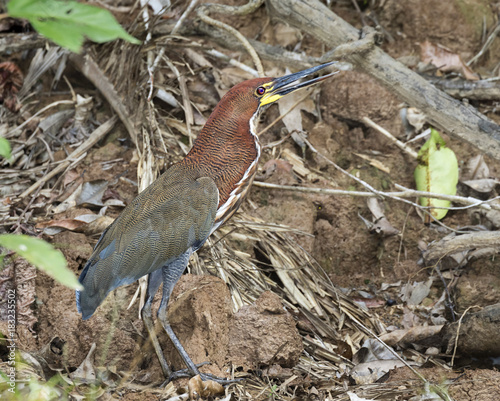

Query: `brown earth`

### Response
(2, 0, 500, 400)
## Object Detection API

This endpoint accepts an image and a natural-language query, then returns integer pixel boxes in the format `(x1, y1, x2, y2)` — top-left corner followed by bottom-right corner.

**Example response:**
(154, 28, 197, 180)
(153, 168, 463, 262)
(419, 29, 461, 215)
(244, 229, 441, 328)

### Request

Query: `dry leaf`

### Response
(76, 180, 109, 207)
(462, 178, 498, 194)
(464, 154, 489, 180)
(70, 343, 97, 383)
(36, 218, 87, 235)
(400, 278, 433, 306)
(420, 40, 478, 80)
(406, 107, 426, 132)
(347, 392, 377, 401)
(187, 375, 224, 400)
(351, 339, 418, 384)
(278, 87, 316, 134)
(0, 61, 23, 112)
(364, 197, 399, 236)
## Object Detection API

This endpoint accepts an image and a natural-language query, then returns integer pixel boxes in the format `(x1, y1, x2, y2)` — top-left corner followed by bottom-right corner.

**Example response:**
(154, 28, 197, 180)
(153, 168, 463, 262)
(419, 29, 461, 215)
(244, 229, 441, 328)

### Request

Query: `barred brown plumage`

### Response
(76, 62, 337, 385)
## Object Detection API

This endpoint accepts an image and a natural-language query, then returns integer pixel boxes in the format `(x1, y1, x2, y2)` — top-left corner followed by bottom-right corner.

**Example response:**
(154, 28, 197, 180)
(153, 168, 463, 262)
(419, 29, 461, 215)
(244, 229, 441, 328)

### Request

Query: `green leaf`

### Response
(0, 234, 82, 290)
(7, 0, 140, 53)
(0, 137, 11, 159)
(414, 128, 458, 220)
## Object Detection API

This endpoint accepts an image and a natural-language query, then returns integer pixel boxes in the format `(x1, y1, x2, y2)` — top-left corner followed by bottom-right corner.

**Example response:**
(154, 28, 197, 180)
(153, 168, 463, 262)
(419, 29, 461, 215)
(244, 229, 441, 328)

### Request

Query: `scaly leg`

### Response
(141, 268, 172, 378)
(157, 251, 237, 384)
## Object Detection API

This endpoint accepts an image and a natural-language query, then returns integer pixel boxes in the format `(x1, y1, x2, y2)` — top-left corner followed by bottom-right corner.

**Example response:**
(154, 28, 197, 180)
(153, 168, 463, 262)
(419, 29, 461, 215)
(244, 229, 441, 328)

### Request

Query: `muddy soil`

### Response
(2, 0, 500, 400)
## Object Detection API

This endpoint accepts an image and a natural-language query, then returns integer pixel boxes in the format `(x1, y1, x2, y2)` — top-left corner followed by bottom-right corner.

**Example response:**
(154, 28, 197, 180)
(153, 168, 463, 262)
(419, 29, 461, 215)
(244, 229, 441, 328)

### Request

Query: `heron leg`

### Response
(156, 251, 202, 376)
(141, 269, 172, 378)
(156, 252, 239, 385)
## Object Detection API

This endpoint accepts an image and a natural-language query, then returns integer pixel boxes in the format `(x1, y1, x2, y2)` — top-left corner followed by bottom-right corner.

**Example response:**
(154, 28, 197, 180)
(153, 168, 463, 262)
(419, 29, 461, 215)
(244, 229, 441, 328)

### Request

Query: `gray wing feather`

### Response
(77, 165, 218, 318)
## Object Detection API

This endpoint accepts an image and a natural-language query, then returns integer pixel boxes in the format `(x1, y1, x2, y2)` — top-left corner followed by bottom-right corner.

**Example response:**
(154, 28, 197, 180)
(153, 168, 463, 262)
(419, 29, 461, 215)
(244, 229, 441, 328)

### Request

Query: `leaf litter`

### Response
(1, 1, 500, 401)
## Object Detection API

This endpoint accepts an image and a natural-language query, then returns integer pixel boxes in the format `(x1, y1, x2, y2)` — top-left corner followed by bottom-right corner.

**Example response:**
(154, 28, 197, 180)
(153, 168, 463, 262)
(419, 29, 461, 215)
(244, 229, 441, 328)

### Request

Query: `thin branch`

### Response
(18, 116, 117, 199)
(197, 0, 265, 77)
(468, 21, 500, 66)
(362, 116, 418, 159)
(252, 181, 500, 212)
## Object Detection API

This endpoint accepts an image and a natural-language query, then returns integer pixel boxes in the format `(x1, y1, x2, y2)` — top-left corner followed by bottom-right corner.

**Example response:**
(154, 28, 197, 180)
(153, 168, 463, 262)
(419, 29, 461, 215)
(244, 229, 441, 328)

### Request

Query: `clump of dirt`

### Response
(453, 262, 500, 312)
(228, 291, 303, 369)
(441, 303, 500, 357)
(163, 276, 303, 376)
(256, 193, 317, 253)
(164, 274, 233, 378)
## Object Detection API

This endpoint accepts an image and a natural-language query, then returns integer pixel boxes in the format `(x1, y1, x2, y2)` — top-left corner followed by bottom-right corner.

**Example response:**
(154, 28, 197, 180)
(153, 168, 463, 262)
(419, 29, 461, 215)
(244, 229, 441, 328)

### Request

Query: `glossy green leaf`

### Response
(0, 137, 11, 159)
(7, 0, 140, 53)
(414, 128, 458, 220)
(0, 234, 82, 290)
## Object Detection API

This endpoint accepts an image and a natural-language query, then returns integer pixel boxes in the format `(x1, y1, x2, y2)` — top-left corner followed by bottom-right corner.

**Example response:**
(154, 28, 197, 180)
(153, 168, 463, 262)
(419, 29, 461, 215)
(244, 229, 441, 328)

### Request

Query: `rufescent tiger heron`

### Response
(76, 62, 337, 383)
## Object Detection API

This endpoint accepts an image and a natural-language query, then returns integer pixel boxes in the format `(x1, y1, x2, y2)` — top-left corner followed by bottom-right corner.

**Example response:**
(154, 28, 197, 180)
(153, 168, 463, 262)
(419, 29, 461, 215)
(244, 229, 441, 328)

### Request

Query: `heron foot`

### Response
(160, 362, 243, 386)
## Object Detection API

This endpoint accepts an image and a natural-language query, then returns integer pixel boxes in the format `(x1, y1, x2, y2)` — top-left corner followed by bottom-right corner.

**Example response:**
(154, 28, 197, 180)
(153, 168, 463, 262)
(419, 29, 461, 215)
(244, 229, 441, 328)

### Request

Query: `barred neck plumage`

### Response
(180, 78, 271, 227)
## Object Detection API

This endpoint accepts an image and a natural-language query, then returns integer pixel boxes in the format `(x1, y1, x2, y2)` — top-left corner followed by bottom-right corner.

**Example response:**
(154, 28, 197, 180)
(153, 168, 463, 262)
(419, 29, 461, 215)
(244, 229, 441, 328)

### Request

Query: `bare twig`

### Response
(451, 306, 481, 367)
(468, 21, 500, 66)
(69, 53, 137, 144)
(423, 231, 500, 263)
(6, 100, 74, 139)
(362, 116, 418, 159)
(147, 0, 199, 101)
(197, 0, 265, 76)
(19, 116, 117, 199)
(252, 181, 500, 212)
(205, 49, 259, 77)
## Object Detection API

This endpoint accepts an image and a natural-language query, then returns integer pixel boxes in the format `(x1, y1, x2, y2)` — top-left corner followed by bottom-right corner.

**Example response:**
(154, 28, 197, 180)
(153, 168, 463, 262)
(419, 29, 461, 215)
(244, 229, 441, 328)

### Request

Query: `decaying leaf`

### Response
(188, 375, 224, 400)
(400, 278, 433, 306)
(350, 339, 416, 384)
(347, 392, 376, 401)
(420, 40, 478, 80)
(0, 61, 23, 112)
(70, 343, 97, 383)
(462, 178, 499, 194)
(464, 154, 489, 180)
(461, 154, 496, 194)
(364, 197, 399, 236)
(414, 128, 458, 221)
(76, 180, 109, 207)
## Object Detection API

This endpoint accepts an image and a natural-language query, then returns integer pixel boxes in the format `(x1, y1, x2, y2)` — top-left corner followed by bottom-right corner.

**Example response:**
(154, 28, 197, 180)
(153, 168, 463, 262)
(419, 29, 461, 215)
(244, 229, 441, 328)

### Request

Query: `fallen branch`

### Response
(423, 231, 500, 264)
(267, 0, 500, 160)
(427, 76, 500, 101)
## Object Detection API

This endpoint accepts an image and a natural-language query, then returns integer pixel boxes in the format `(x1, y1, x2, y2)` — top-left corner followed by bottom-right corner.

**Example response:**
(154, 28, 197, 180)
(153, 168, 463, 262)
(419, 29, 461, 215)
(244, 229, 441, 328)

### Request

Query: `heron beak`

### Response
(259, 61, 338, 107)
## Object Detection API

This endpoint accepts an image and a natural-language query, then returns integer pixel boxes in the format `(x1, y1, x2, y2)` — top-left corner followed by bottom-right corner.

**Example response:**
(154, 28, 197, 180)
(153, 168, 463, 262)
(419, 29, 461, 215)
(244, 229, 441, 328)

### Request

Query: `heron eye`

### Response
(256, 86, 266, 96)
